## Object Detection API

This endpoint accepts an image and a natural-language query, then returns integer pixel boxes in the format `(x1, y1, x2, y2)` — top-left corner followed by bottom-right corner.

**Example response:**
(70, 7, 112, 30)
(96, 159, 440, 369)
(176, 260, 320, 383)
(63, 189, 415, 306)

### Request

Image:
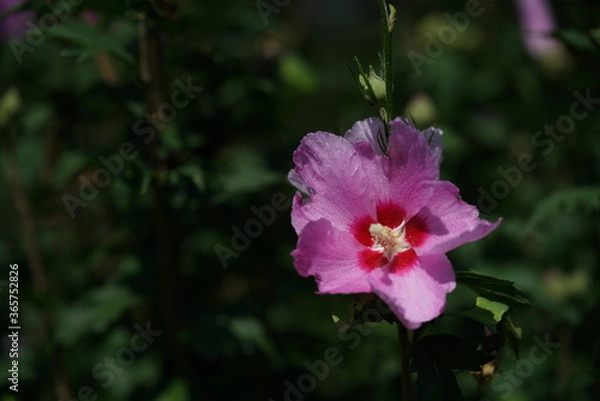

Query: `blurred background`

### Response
(0, 0, 599, 400)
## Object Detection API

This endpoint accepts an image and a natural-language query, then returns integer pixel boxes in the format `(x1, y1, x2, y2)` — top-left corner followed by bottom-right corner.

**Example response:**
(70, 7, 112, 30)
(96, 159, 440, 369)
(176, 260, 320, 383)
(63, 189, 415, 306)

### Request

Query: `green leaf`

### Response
(416, 334, 494, 372)
(555, 29, 599, 53)
(476, 297, 509, 322)
(456, 271, 533, 309)
(22, 103, 53, 134)
(55, 286, 140, 346)
(229, 316, 281, 366)
(458, 297, 509, 333)
(177, 163, 205, 192)
(52, 151, 89, 189)
(159, 125, 184, 152)
(458, 310, 496, 332)
(140, 172, 153, 195)
(48, 21, 134, 64)
(155, 379, 189, 401)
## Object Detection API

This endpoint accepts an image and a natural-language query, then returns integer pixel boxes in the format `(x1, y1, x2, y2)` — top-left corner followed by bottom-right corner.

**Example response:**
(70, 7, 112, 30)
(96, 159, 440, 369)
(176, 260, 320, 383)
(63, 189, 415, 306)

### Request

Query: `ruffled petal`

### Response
(290, 192, 310, 234)
(344, 117, 386, 156)
(421, 126, 443, 165)
(344, 117, 443, 165)
(288, 169, 308, 194)
(292, 132, 376, 232)
(410, 181, 501, 255)
(348, 118, 439, 221)
(292, 219, 372, 294)
(368, 254, 455, 329)
(387, 117, 440, 181)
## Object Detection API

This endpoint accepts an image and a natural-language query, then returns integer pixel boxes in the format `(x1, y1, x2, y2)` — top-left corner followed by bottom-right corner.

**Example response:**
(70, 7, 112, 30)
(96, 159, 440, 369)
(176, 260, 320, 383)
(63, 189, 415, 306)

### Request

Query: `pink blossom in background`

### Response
(289, 117, 500, 329)
(515, 0, 561, 59)
(0, 0, 29, 40)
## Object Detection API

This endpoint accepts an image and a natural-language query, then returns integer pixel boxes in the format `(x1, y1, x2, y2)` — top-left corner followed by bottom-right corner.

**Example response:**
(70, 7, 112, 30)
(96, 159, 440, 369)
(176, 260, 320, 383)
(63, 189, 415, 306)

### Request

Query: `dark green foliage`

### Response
(0, 0, 599, 400)
(456, 271, 532, 310)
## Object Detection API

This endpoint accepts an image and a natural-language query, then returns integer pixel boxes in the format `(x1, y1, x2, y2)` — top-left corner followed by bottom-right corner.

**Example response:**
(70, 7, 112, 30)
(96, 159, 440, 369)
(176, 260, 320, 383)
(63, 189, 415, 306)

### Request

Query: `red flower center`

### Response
(351, 202, 428, 273)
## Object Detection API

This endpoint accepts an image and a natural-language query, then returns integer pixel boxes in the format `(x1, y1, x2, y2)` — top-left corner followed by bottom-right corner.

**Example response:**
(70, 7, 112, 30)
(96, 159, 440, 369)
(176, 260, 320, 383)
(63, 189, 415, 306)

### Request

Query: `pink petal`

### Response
(288, 169, 308, 194)
(387, 118, 440, 183)
(421, 127, 443, 165)
(0, 0, 30, 40)
(515, 0, 561, 58)
(412, 181, 501, 255)
(344, 117, 386, 156)
(346, 117, 443, 165)
(292, 132, 376, 232)
(292, 219, 372, 294)
(348, 118, 439, 221)
(368, 254, 456, 329)
(290, 192, 310, 234)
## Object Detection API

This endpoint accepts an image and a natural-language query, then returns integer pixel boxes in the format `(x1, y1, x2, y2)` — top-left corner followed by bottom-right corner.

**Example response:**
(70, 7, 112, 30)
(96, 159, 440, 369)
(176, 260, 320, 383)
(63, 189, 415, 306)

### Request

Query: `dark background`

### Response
(0, 0, 599, 400)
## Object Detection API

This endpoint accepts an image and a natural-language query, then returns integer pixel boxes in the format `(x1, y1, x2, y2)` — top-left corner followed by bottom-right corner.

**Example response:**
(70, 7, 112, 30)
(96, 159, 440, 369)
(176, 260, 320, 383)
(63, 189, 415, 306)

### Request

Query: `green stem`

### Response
(397, 323, 413, 401)
(378, 0, 393, 132)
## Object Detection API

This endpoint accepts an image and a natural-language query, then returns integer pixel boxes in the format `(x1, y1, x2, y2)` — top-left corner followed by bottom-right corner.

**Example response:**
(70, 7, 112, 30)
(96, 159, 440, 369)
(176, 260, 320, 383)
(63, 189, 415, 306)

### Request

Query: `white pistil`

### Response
(369, 223, 410, 260)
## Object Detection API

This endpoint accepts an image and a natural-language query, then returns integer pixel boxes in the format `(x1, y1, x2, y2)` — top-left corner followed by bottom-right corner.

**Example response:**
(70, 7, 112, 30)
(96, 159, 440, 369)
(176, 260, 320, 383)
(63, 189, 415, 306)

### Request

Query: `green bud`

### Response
(359, 66, 386, 105)
(387, 4, 397, 32)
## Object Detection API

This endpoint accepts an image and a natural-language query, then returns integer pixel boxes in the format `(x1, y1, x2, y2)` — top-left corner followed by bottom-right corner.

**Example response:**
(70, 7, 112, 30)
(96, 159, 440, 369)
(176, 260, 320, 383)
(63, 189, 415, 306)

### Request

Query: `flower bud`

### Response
(359, 66, 386, 105)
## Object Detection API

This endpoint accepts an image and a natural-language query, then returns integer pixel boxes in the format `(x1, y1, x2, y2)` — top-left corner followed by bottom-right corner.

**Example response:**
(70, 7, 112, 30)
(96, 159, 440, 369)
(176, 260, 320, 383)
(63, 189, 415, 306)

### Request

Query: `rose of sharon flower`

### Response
(289, 117, 500, 329)
(0, 0, 30, 40)
(514, 0, 562, 60)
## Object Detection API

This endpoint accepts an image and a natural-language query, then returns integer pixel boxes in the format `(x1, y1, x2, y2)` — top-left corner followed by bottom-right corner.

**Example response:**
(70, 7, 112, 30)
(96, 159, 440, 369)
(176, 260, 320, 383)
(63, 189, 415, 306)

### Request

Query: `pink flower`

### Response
(515, 0, 561, 59)
(0, 0, 30, 40)
(289, 117, 500, 329)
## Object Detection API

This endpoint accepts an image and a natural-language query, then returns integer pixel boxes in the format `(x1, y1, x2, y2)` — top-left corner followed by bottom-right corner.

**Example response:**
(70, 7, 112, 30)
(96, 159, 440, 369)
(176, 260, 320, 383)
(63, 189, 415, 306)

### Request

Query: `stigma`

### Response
(369, 223, 411, 260)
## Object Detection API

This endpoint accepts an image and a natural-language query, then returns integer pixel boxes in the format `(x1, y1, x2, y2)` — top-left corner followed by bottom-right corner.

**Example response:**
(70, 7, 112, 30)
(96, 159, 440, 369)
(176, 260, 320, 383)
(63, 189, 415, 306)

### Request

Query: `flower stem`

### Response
(378, 0, 394, 132)
(397, 322, 413, 401)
